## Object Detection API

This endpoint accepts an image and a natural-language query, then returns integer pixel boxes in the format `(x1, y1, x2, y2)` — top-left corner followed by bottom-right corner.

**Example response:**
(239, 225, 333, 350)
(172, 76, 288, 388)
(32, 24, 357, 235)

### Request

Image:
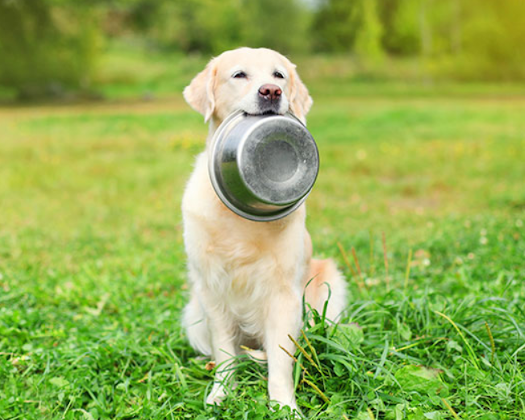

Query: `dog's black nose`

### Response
(258, 84, 282, 101)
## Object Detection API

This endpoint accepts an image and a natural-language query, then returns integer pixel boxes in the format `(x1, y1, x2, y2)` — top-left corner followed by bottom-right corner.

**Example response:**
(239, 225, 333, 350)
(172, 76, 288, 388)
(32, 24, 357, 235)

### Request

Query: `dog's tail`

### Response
(304, 258, 347, 322)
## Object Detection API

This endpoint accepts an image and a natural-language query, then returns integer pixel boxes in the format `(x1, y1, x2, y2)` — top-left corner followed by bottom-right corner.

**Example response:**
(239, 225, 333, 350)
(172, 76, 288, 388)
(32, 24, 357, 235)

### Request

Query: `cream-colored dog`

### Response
(181, 47, 347, 412)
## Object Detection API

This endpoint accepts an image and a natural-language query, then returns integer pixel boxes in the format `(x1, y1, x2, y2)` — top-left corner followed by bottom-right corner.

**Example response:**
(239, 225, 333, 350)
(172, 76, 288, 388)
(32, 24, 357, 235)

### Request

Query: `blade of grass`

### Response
(351, 247, 367, 290)
(301, 330, 324, 380)
(435, 311, 480, 370)
(351, 247, 362, 277)
(485, 322, 496, 364)
(279, 344, 298, 363)
(288, 334, 323, 377)
(374, 339, 389, 380)
(302, 378, 330, 404)
(367, 407, 376, 420)
(337, 242, 364, 292)
(442, 398, 461, 419)
(382, 231, 390, 291)
(369, 231, 375, 276)
(404, 248, 412, 291)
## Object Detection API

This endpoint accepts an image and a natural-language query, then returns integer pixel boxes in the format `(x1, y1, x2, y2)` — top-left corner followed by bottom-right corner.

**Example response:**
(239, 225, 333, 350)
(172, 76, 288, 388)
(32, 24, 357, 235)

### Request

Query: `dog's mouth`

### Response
(261, 110, 279, 116)
(243, 110, 281, 117)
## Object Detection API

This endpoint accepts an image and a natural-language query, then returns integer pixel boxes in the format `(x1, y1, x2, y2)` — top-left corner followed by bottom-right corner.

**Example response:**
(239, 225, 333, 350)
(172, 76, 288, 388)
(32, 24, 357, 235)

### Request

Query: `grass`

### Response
(0, 46, 524, 419)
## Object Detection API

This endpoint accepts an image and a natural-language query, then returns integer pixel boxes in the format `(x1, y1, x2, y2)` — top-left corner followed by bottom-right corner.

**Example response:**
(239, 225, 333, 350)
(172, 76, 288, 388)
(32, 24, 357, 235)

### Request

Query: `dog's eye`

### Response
(232, 71, 247, 79)
(273, 71, 285, 79)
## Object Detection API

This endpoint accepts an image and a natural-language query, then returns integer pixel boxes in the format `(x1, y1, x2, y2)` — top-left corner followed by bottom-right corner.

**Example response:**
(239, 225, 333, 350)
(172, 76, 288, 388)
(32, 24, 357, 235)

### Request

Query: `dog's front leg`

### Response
(204, 304, 237, 405)
(264, 290, 302, 412)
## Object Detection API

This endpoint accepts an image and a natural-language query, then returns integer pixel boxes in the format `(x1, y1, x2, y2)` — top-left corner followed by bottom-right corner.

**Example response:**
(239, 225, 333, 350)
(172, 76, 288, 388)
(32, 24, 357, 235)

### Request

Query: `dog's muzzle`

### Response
(257, 84, 282, 114)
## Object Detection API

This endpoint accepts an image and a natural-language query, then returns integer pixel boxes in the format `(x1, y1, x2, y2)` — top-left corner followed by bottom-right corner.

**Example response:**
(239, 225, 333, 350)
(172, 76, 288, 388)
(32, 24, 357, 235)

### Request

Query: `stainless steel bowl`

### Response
(209, 111, 319, 221)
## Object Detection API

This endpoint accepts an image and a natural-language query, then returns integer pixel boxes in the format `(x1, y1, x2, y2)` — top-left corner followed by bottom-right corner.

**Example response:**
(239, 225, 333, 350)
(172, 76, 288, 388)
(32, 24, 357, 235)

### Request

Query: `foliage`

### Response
(454, 0, 525, 80)
(311, 0, 360, 53)
(379, 0, 420, 55)
(160, 0, 244, 53)
(1, 0, 525, 100)
(238, 0, 311, 54)
(353, 0, 384, 61)
(312, 0, 525, 80)
(0, 0, 101, 99)
(120, 0, 310, 55)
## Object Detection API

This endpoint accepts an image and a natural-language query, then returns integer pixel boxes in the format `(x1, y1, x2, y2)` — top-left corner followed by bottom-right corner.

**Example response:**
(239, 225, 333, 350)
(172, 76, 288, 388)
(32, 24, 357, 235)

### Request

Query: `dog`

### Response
(181, 47, 347, 412)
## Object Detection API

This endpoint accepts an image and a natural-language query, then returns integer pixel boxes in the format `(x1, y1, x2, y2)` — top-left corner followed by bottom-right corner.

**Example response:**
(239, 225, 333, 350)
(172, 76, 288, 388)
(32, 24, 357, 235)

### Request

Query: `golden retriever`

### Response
(181, 47, 347, 412)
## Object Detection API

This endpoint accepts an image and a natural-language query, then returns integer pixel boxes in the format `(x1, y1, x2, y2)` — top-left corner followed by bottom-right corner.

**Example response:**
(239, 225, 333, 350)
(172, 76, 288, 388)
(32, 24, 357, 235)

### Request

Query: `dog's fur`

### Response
(181, 47, 347, 411)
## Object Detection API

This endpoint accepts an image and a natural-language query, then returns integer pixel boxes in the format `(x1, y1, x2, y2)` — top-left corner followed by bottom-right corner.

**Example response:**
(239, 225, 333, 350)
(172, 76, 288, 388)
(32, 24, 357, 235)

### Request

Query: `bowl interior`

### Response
(238, 115, 319, 206)
(209, 112, 319, 221)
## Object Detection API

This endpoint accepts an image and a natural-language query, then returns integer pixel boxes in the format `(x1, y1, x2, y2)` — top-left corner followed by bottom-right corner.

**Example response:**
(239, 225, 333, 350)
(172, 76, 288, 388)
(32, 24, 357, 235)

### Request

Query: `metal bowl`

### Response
(209, 111, 319, 221)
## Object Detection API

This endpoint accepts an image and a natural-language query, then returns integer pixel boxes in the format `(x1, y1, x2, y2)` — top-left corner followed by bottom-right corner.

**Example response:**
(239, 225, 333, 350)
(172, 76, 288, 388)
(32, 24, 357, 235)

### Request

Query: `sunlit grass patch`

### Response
(0, 69, 524, 418)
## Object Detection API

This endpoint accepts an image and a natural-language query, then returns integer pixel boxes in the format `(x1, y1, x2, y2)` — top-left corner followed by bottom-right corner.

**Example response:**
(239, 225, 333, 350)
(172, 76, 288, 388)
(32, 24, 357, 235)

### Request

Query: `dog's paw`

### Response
(206, 382, 227, 405)
(269, 399, 303, 418)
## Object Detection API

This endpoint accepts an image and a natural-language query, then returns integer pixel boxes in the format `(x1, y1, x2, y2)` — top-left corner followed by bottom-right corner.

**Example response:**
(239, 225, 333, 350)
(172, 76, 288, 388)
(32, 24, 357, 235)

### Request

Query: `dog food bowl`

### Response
(209, 110, 319, 221)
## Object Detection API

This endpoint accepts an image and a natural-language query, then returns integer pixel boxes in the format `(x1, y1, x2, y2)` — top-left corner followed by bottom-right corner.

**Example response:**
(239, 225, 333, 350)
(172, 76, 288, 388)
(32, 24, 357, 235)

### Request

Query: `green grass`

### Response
(0, 48, 524, 419)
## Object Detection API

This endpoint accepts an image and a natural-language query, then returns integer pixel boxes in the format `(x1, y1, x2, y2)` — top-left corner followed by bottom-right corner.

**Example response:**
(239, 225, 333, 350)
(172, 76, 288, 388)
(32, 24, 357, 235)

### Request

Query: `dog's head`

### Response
(183, 47, 313, 125)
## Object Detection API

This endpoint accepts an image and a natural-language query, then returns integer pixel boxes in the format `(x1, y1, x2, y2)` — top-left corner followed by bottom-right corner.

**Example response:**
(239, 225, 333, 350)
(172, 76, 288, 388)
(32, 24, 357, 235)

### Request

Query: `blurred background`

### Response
(1, 0, 524, 100)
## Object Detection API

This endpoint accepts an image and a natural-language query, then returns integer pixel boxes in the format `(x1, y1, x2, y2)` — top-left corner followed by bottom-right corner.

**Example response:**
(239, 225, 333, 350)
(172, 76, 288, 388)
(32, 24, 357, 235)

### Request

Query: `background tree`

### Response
(239, 0, 312, 54)
(379, 0, 420, 56)
(458, 0, 525, 80)
(0, 0, 100, 100)
(354, 0, 384, 61)
(312, 0, 360, 52)
(1, 0, 525, 100)
(120, 0, 310, 55)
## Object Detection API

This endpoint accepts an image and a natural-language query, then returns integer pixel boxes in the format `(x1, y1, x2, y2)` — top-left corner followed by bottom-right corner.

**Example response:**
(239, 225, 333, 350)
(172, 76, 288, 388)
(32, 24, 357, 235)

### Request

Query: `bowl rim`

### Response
(208, 110, 316, 222)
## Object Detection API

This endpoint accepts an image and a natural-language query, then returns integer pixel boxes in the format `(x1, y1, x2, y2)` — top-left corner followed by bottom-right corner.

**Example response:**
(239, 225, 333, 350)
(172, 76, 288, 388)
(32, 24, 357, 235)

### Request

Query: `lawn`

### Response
(0, 48, 524, 419)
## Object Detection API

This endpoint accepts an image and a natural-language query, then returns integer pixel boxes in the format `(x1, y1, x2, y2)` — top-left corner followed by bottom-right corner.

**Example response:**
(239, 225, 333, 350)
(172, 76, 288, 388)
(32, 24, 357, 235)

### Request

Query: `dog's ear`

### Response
(287, 63, 313, 125)
(183, 58, 218, 122)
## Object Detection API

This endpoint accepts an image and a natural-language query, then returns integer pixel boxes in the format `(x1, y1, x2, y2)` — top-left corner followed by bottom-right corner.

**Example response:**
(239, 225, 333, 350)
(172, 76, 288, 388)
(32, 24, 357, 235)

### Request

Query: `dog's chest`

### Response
(198, 236, 279, 334)
(183, 155, 306, 330)
(203, 228, 283, 292)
